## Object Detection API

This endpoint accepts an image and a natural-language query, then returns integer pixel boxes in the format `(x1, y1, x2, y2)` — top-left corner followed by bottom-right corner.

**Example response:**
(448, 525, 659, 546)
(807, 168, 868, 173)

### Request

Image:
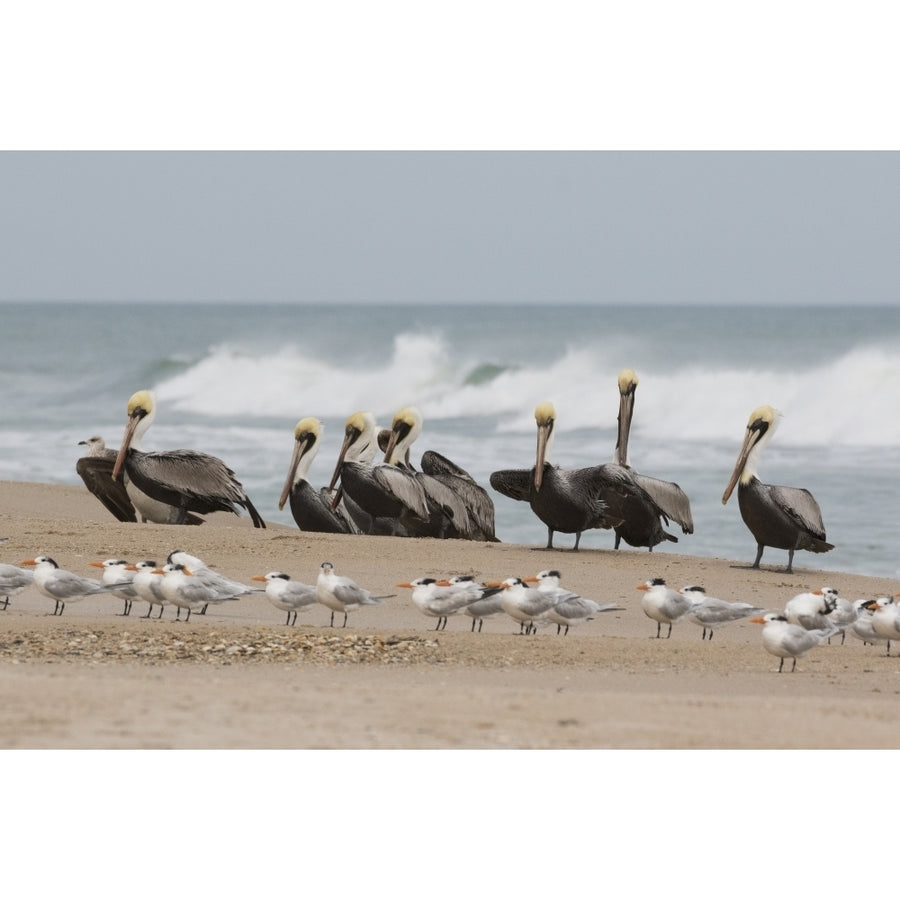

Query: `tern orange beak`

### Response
(20, 559, 37, 567)
(252, 575, 268, 582)
(635, 582, 649, 590)
(88, 561, 105, 569)
(396, 582, 415, 589)
(749, 617, 767, 625)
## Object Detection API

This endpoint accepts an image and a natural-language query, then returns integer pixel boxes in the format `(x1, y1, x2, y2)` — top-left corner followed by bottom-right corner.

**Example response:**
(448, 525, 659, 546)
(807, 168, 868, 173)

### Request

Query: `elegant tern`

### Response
(750, 612, 837, 672)
(680, 585, 765, 641)
(126, 560, 169, 618)
(636, 578, 693, 638)
(316, 561, 393, 628)
(20, 556, 121, 616)
(89, 558, 138, 616)
(252, 572, 319, 625)
(530, 569, 621, 635)
(0, 563, 34, 610)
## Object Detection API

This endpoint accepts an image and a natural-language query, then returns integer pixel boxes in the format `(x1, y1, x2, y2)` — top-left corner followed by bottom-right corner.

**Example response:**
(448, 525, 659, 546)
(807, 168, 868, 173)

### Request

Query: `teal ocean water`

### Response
(1, 301, 898, 578)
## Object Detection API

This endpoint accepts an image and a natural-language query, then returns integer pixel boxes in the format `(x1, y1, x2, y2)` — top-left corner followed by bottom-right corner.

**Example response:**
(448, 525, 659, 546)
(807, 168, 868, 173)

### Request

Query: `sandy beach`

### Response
(1, 479, 898, 749)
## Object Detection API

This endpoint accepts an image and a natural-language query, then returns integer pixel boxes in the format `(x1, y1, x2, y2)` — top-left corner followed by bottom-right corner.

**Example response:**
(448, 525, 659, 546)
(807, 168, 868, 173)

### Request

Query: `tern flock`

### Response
(4, 554, 899, 672)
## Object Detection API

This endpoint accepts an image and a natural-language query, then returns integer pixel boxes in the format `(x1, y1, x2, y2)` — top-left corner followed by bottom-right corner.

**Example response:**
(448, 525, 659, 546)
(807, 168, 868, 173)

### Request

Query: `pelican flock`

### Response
(59, 381, 845, 584)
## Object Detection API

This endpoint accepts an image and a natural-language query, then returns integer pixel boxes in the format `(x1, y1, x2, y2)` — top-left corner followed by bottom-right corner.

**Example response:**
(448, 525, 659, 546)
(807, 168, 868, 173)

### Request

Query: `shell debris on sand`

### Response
(0, 626, 446, 667)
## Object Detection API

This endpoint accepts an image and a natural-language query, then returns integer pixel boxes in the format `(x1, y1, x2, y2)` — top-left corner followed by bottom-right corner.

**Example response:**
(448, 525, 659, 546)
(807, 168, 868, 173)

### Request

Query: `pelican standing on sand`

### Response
(278, 417, 358, 534)
(722, 405, 833, 573)
(489, 402, 624, 550)
(111, 390, 265, 528)
(76, 436, 137, 523)
(611, 370, 694, 550)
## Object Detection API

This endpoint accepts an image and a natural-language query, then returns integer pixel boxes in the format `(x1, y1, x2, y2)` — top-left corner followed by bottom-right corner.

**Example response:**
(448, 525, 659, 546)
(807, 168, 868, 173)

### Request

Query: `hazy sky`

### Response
(2, 151, 898, 305)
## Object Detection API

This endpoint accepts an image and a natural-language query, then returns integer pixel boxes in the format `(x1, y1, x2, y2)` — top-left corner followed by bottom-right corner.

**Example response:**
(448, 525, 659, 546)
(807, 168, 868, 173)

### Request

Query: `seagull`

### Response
(680, 585, 765, 641)
(76, 436, 138, 523)
(252, 572, 319, 626)
(750, 612, 837, 672)
(111, 389, 265, 527)
(636, 578, 693, 638)
(396, 577, 473, 631)
(316, 561, 393, 628)
(126, 560, 168, 618)
(529, 569, 621, 635)
(722, 405, 833, 573)
(88, 558, 138, 616)
(20, 556, 120, 616)
(784, 587, 839, 631)
(0, 563, 34, 610)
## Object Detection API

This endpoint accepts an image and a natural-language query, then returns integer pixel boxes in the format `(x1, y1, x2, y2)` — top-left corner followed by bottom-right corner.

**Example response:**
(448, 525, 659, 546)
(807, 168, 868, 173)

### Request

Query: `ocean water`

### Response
(1, 301, 898, 580)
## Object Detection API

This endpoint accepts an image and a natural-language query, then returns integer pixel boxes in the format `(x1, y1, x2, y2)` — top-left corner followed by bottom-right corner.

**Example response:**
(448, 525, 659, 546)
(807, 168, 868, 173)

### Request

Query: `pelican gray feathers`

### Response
(611, 370, 694, 550)
(111, 390, 264, 528)
(722, 405, 833, 573)
(489, 401, 626, 550)
(278, 417, 358, 534)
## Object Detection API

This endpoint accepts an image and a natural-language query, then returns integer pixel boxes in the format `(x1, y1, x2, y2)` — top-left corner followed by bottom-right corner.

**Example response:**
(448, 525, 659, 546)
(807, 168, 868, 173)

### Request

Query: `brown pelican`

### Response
(489, 401, 627, 550)
(77, 436, 203, 525)
(326, 411, 413, 536)
(111, 390, 265, 528)
(722, 405, 833, 573)
(382, 407, 498, 541)
(612, 370, 694, 550)
(278, 417, 359, 534)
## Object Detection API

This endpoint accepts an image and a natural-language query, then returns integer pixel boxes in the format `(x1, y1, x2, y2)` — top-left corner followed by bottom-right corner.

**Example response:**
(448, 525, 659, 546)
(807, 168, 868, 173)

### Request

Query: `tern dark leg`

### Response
(666, 623, 673, 638)
(329, 610, 335, 627)
(157, 605, 164, 618)
(185, 609, 191, 623)
(564, 625, 569, 636)
(791, 658, 797, 672)
(478, 619, 484, 632)
(200, 604, 208, 615)
(342, 612, 348, 627)
(291, 611, 297, 626)
(471, 618, 476, 632)
(1, 596, 8, 610)
(143, 604, 153, 619)
(778, 657, 784, 672)
(655, 621, 661, 638)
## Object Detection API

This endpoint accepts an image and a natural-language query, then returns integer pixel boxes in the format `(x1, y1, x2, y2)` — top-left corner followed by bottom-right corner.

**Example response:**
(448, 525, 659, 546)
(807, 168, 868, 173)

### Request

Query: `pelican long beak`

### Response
(721, 427, 761, 504)
(383, 426, 401, 466)
(327, 428, 359, 494)
(278, 438, 307, 511)
(616, 384, 636, 467)
(112, 414, 141, 482)
(534, 422, 551, 491)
